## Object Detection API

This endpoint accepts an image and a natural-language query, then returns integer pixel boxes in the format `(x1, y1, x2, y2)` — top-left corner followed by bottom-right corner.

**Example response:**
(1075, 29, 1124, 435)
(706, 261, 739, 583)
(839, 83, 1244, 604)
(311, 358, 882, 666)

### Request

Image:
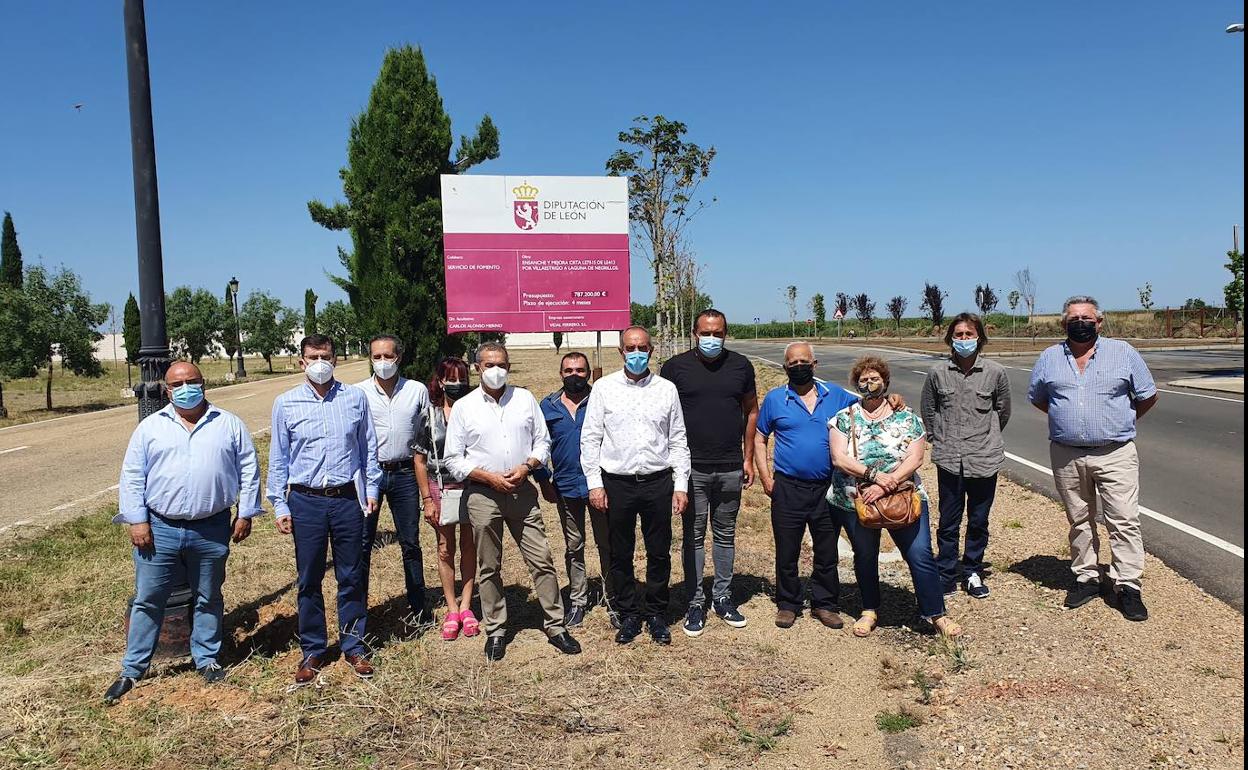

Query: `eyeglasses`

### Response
(166, 378, 204, 388)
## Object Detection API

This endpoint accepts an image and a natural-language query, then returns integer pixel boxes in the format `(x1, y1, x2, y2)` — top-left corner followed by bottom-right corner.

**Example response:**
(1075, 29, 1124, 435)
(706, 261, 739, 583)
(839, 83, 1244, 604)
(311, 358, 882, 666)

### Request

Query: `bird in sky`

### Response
(72, 103, 84, 111)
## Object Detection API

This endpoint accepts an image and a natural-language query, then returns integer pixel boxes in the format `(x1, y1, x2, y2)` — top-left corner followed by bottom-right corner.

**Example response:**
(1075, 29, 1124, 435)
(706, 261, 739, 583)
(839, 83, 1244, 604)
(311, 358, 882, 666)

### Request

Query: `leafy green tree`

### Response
(630, 301, 657, 329)
(222, 284, 238, 370)
(239, 291, 298, 373)
(304, 288, 318, 335)
(809, 293, 826, 338)
(1225, 246, 1243, 343)
(606, 115, 715, 352)
(1182, 298, 1208, 311)
(1137, 283, 1154, 311)
(123, 293, 141, 366)
(975, 284, 999, 316)
(784, 286, 798, 337)
(853, 293, 876, 331)
(1, 265, 107, 409)
(1, 212, 22, 289)
(166, 286, 224, 364)
(309, 45, 499, 376)
(318, 299, 360, 358)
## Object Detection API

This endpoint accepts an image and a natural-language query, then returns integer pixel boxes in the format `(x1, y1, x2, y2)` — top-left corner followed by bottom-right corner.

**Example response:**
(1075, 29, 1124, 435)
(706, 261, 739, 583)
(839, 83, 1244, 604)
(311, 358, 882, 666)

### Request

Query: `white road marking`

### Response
(0, 446, 29, 455)
(1155, 388, 1242, 404)
(911, 371, 927, 376)
(232, 393, 257, 400)
(48, 484, 121, 513)
(1003, 451, 1244, 559)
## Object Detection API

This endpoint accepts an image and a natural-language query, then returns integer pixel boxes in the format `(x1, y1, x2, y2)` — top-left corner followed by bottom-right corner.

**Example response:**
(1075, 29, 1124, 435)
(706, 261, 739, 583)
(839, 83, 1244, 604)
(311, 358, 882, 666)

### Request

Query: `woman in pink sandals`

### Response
(416, 357, 480, 640)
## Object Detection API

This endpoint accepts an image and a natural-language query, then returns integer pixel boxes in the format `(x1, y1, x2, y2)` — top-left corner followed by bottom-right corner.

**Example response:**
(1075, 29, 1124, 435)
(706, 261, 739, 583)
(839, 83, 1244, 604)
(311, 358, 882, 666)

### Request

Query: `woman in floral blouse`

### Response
(829, 356, 962, 639)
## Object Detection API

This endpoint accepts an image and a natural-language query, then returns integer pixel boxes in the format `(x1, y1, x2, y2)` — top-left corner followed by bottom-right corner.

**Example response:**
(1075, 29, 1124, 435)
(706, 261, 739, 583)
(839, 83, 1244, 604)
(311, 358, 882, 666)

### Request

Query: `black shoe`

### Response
(712, 598, 748, 628)
(964, 573, 990, 600)
(484, 636, 508, 661)
(646, 615, 672, 645)
(548, 631, 582, 655)
(198, 662, 227, 684)
(1063, 579, 1101, 609)
(615, 616, 643, 644)
(1117, 587, 1148, 622)
(682, 606, 707, 638)
(104, 676, 136, 705)
(565, 605, 586, 628)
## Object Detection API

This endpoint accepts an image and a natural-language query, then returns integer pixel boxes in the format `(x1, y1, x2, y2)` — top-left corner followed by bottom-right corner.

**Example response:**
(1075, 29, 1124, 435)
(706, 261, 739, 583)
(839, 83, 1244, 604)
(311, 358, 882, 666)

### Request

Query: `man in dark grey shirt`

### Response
(920, 313, 1011, 599)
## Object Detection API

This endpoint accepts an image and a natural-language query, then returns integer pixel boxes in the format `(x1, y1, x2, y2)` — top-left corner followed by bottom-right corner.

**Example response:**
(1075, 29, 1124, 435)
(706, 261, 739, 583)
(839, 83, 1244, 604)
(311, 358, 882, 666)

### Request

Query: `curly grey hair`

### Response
(1061, 295, 1103, 323)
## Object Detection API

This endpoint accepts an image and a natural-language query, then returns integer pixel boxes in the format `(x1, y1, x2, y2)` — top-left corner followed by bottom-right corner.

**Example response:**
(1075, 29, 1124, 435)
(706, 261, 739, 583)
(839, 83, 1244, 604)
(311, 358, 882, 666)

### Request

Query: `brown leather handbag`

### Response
(848, 405, 923, 530)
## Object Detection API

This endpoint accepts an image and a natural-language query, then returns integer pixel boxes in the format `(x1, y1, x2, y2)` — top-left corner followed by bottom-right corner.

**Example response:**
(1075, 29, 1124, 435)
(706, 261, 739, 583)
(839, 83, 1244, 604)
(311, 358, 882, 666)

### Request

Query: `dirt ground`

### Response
(0, 349, 1241, 769)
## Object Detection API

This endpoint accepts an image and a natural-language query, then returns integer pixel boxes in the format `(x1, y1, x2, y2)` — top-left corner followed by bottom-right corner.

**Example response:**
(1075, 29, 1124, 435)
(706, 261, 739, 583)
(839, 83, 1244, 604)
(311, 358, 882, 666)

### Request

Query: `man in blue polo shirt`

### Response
(753, 342, 901, 630)
(536, 351, 615, 628)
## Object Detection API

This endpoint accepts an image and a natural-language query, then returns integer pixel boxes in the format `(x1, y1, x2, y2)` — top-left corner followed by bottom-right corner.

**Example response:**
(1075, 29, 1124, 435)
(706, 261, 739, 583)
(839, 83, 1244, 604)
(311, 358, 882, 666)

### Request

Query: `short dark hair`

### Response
(560, 351, 590, 370)
(300, 334, 335, 356)
(943, 313, 988, 352)
(694, 308, 727, 333)
(369, 334, 404, 357)
(850, 355, 891, 387)
(429, 356, 471, 406)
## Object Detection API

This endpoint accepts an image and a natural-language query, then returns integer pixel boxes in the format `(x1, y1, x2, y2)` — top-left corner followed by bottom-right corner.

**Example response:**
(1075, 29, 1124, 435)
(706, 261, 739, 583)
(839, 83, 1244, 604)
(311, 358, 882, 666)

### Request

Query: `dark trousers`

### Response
(842, 501, 946, 620)
(604, 472, 674, 619)
(362, 467, 428, 616)
(770, 472, 845, 612)
(289, 490, 368, 660)
(935, 466, 998, 587)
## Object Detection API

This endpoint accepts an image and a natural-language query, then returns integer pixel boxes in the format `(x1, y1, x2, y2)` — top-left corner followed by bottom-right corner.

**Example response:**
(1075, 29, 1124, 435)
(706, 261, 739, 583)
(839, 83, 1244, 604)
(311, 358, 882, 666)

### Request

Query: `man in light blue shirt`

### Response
(105, 361, 261, 705)
(1028, 296, 1158, 622)
(268, 334, 381, 685)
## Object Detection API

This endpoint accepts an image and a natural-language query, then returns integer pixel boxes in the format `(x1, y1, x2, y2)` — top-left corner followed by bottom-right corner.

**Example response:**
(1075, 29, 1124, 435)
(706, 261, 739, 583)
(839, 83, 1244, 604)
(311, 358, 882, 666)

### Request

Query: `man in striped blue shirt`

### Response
(268, 334, 382, 684)
(1028, 296, 1158, 622)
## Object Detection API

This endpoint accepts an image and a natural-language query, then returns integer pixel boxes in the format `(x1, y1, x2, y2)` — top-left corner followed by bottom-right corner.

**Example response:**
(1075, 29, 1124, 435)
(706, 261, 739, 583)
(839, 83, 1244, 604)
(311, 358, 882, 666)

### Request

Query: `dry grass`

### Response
(0, 349, 1242, 769)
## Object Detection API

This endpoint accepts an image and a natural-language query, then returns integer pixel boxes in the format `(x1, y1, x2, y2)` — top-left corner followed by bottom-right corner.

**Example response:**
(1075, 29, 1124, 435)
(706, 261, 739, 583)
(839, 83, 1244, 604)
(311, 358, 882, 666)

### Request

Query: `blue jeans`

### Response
(842, 502, 946, 621)
(290, 490, 368, 660)
(935, 467, 998, 588)
(362, 468, 428, 616)
(121, 510, 231, 678)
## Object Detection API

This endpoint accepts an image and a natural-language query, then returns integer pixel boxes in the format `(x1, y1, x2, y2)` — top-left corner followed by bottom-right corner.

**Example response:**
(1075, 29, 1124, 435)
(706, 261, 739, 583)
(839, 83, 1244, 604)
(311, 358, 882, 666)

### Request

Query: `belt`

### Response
(602, 468, 673, 483)
(379, 459, 414, 472)
(692, 461, 741, 473)
(290, 482, 357, 498)
(149, 507, 230, 524)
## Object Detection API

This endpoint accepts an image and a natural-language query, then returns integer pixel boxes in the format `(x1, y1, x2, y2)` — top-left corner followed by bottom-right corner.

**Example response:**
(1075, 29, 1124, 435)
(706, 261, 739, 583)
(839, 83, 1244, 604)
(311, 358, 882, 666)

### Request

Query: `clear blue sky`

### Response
(1, 2, 1243, 327)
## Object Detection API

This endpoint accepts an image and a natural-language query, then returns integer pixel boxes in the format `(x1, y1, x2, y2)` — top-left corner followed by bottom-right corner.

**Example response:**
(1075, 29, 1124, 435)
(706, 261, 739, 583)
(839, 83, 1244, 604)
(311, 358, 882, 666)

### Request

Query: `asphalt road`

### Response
(0, 360, 372, 534)
(733, 341, 1246, 612)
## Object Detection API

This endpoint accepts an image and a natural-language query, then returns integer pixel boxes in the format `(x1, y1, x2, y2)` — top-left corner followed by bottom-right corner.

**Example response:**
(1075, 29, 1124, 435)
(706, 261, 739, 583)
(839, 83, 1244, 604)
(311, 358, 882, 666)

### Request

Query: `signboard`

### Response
(833, 308, 845, 320)
(440, 175, 630, 333)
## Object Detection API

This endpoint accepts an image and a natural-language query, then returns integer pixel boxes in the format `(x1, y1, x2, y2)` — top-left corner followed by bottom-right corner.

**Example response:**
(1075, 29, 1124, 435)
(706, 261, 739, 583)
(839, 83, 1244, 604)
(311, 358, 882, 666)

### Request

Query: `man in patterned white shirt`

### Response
(581, 326, 691, 645)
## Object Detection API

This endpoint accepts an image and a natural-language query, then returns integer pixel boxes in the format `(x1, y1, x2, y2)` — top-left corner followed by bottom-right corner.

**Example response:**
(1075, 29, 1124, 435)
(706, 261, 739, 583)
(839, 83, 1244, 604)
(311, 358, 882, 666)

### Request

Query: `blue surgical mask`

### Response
(170, 383, 204, 409)
(952, 339, 979, 358)
(697, 335, 724, 358)
(624, 350, 651, 375)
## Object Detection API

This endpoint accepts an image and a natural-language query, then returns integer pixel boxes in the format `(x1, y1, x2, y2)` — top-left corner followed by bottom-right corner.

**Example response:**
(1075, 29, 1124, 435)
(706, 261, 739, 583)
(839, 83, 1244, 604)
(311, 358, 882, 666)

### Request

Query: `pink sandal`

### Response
(441, 611, 461, 641)
(460, 610, 480, 637)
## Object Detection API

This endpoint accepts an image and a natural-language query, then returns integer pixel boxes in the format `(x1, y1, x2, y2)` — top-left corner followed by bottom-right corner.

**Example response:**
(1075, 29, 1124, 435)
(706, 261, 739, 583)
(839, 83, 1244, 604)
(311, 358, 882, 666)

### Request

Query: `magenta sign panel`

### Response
(441, 176, 631, 333)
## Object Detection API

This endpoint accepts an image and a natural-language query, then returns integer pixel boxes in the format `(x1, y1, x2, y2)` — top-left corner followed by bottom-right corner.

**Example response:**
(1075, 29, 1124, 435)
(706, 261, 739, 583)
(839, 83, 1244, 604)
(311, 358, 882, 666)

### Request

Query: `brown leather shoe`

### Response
(344, 653, 374, 679)
(775, 609, 797, 628)
(812, 609, 844, 629)
(294, 656, 322, 686)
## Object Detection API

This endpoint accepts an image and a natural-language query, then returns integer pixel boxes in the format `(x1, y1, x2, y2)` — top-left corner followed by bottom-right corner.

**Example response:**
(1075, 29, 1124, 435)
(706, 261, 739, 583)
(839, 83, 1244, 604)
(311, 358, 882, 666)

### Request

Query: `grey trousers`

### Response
(682, 467, 743, 606)
(557, 496, 614, 609)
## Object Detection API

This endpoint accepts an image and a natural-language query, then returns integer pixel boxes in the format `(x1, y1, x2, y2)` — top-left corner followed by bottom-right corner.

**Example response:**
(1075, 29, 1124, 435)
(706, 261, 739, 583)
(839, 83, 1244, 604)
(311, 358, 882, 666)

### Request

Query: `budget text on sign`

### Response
(440, 175, 631, 333)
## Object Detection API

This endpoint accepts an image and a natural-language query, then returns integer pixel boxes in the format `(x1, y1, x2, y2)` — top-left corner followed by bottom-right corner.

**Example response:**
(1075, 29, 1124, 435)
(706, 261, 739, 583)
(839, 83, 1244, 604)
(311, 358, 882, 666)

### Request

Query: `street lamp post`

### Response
(124, 0, 170, 419)
(229, 276, 246, 378)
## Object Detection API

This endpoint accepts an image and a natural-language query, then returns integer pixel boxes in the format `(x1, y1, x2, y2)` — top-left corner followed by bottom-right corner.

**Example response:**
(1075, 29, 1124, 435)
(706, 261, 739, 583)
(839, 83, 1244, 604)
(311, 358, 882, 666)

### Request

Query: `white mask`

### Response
(305, 359, 334, 385)
(372, 359, 398, 380)
(480, 365, 508, 390)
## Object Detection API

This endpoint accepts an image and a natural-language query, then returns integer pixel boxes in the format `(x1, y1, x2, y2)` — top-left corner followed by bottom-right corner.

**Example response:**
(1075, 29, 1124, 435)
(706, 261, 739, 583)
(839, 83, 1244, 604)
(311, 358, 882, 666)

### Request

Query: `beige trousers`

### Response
(1049, 440, 1144, 591)
(466, 481, 566, 638)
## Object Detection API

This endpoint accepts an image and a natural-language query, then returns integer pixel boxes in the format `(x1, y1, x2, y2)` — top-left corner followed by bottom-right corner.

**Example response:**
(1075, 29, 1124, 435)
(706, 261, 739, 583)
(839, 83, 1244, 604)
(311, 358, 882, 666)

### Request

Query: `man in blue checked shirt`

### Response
(1028, 296, 1158, 622)
(268, 334, 382, 685)
(105, 361, 262, 705)
(535, 351, 616, 629)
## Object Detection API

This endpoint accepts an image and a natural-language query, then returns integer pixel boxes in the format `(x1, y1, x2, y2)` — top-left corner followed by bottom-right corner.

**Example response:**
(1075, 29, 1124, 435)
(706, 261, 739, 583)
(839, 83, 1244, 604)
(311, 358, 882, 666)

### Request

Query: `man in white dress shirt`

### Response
(444, 342, 582, 661)
(581, 326, 691, 645)
(355, 334, 431, 625)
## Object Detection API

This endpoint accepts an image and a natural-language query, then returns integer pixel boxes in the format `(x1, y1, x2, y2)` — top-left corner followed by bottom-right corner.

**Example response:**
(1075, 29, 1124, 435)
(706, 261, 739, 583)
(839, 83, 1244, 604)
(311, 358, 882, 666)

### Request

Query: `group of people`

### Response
(105, 295, 1159, 705)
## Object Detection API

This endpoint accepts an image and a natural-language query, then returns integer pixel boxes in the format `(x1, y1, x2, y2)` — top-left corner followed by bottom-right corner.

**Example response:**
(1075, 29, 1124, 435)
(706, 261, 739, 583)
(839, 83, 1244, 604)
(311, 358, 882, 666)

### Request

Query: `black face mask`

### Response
(443, 382, 470, 401)
(786, 364, 815, 387)
(1067, 320, 1098, 344)
(562, 374, 590, 395)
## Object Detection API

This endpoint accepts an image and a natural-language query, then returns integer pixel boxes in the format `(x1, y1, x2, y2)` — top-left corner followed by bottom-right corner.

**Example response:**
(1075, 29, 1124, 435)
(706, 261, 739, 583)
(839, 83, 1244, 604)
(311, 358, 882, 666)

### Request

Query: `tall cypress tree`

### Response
(123, 293, 141, 366)
(309, 45, 499, 375)
(1, 212, 23, 289)
(304, 288, 318, 336)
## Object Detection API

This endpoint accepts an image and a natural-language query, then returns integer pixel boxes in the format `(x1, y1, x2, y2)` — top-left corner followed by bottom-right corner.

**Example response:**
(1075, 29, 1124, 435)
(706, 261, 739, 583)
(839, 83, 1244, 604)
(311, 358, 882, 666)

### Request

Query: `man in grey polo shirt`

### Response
(1028, 295, 1158, 621)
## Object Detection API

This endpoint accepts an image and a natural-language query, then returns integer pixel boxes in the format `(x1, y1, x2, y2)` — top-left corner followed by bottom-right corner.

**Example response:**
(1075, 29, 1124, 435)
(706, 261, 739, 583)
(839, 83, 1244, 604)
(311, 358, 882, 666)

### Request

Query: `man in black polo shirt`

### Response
(660, 309, 759, 637)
